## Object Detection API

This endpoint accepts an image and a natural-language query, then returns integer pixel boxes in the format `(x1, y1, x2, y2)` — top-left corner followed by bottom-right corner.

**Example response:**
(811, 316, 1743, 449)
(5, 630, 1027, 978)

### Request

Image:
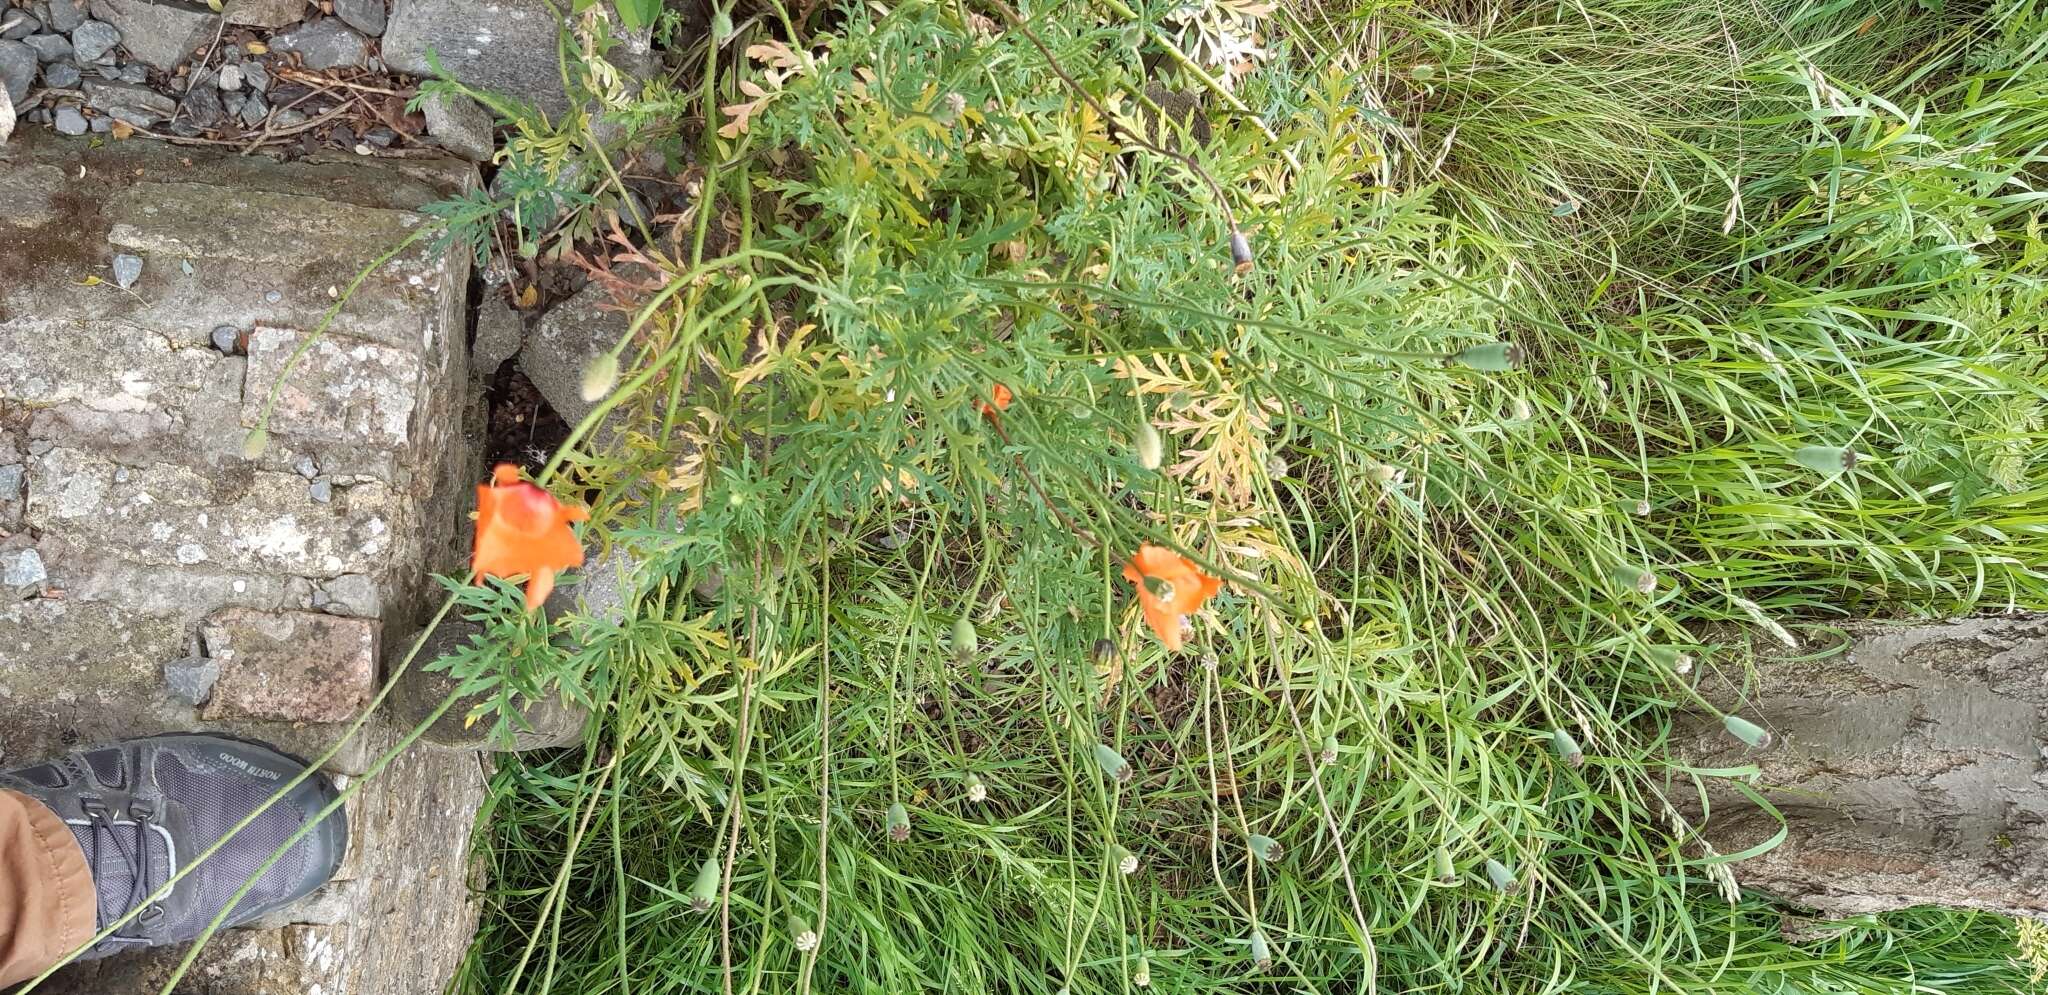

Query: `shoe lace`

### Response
(78, 796, 167, 938)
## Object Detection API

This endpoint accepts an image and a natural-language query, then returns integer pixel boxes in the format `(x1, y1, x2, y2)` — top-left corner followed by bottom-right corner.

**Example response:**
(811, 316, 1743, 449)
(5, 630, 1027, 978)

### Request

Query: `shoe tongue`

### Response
(69, 816, 172, 933)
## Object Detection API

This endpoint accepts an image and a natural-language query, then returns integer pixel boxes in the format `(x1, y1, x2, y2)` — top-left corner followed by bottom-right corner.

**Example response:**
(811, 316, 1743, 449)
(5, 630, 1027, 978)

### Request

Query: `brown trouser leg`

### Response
(0, 790, 94, 987)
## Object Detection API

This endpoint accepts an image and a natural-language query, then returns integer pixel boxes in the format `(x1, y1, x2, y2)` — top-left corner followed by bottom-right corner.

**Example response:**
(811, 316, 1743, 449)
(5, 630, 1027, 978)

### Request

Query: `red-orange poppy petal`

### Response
(1122, 544, 1221, 651)
(471, 463, 586, 610)
(978, 383, 1013, 418)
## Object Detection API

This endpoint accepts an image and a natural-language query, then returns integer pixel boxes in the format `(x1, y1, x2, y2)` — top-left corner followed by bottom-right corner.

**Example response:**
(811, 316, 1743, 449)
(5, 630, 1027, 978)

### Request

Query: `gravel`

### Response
(237, 88, 266, 125)
(68, 18, 118, 62)
(41, 60, 78, 87)
(23, 32, 69, 61)
(162, 655, 221, 707)
(181, 81, 224, 126)
(271, 18, 369, 70)
(241, 58, 266, 91)
(52, 103, 86, 133)
(110, 252, 142, 288)
(44, 0, 86, 33)
(216, 62, 242, 90)
(0, 11, 39, 40)
(308, 478, 333, 503)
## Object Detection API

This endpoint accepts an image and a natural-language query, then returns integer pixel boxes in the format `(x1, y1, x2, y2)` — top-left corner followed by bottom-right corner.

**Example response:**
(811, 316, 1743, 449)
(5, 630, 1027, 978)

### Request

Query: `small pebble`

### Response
(241, 60, 267, 92)
(112, 467, 129, 483)
(210, 325, 239, 354)
(293, 455, 317, 479)
(272, 107, 305, 128)
(53, 104, 87, 134)
(42, 61, 79, 88)
(238, 91, 267, 126)
(264, 289, 282, 303)
(110, 253, 142, 289)
(68, 20, 118, 63)
(308, 478, 332, 503)
(115, 62, 144, 84)
(216, 63, 241, 90)
(23, 32, 69, 62)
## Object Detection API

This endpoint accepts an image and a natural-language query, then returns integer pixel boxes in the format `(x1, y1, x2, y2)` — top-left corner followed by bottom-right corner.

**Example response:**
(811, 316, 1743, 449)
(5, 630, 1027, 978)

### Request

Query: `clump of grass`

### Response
(439, 1, 2048, 993)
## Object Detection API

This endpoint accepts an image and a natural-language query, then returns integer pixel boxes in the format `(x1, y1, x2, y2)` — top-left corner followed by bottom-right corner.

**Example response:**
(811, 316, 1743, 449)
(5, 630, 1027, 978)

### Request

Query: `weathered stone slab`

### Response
(86, 0, 216, 70)
(200, 608, 378, 723)
(383, 0, 652, 116)
(243, 326, 428, 450)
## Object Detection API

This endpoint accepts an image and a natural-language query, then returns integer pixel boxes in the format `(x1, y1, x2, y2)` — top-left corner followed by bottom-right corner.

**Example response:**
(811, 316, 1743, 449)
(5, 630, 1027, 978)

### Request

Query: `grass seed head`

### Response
(579, 352, 619, 403)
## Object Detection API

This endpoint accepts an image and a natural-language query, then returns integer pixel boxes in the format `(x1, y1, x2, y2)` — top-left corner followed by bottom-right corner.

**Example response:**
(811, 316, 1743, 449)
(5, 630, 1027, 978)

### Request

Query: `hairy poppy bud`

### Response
(886, 802, 911, 841)
(241, 427, 270, 459)
(580, 352, 619, 403)
(1091, 638, 1117, 665)
(1093, 743, 1132, 783)
(1136, 421, 1164, 470)
(1793, 446, 1857, 474)
(1433, 846, 1455, 883)
(1485, 858, 1517, 893)
(1453, 342, 1520, 372)
(1247, 834, 1282, 862)
(1723, 714, 1773, 749)
(1550, 728, 1585, 767)
(688, 855, 720, 912)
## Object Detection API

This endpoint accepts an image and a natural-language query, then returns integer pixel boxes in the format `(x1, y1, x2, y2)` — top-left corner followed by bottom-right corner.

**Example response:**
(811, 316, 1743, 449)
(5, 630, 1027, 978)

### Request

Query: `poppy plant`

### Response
(472, 464, 589, 610)
(1122, 544, 1222, 651)
(978, 383, 1013, 419)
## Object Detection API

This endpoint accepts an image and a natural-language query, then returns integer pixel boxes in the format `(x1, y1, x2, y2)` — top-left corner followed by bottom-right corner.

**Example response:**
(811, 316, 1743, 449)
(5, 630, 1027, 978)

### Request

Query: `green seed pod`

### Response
(1249, 929, 1272, 971)
(1432, 846, 1455, 883)
(1723, 714, 1773, 749)
(886, 801, 911, 842)
(1319, 734, 1339, 766)
(1093, 743, 1132, 783)
(1607, 563, 1659, 595)
(1550, 728, 1585, 767)
(1136, 421, 1164, 470)
(241, 427, 270, 460)
(964, 773, 986, 803)
(688, 855, 720, 912)
(579, 352, 619, 403)
(1090, 638, 1117, 665)
(1645, 645, 1694, 675)
(1248, 834, 1283, 862)
(1793, 446, 1857, 475)
(1112, 844, 1140, 876)
(1229, 231, 1254, 272)
(952, 615, 978, 657)
(1485, 858, 1518, 893)
(1134, 953, 1152, 987)
(1453, 342, 1520, 372)
(789, 915, 819, 952)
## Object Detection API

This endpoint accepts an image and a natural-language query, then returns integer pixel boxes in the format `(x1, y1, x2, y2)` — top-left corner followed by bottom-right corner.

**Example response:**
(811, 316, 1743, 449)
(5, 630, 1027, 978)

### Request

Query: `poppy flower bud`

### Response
(1367, 462, 1398, 485)
(1229, 230, 1253, 273)
(1091, 638, 1117, 665)
(952, 615, 978, 657)
(1112, 844, 1139, 876)
(241, 427, 270, 459)
(1723, 714, 1773, 749)
(688, 855, 720, 912)
(1249, 929, 1272, 970)
(1485, 858, 1518, 893)
(1319, 734, 1338, 766)
(1433, 846, 1456, 883)
(1453, 342, 1520, 372)
(1093, 743, 1132, 783)
(1550, 728, 1584, 767)
(1608, 563, 1658, 595)
(1133, 953, 1151, 988)
(789, 915, 819, 952)
(1248, 834, 1282, 862)
(580, 352, 620, 403)
(886, 802, 911, 841)
(1136, 421, 1164, 470)
(1794, 446, 1857, 474)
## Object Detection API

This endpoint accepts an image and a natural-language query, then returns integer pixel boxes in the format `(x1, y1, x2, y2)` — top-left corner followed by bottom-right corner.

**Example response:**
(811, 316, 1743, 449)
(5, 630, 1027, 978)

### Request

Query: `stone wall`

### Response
(0, 128, 488, 993)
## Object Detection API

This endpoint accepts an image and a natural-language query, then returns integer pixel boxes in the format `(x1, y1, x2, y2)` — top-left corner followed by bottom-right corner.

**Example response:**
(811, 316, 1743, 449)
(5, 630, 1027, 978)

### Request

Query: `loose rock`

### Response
(180, 81, 224, 126)
(332, 0, 382, 36)
(215, 62, 240, 89)
(199, 608, 378, 724)
(271, 18, 369, 70)
(1, 545, 47, 601)
(210, 324, 240, 353)
(524, 283, 626, 429)
(293, 454, 318, 478)
(44, 0, 85, 33)
(0, 464, 21, 527)
(222, 0, 303, 28)
(114, 61, 143, 83)
(240, 58, 265, 90)
(66, 17, 117, 62)
(0, 11, 38, 40)
(110, 251, 142, 288)
(41, 60, 78, 87)
(471, 291, 523, 370)
(23, 32, 70, 61)
(86, 0, 214, 71)
(308, 477, 332, 502)
(320, 573, 379, 616)
(162, 655, 220, 706)
(421, 90, 491, 161)
(0, 40, 32, 103)
(384, 0, 651, 116)
(237, 88, 265, 125)
(52, 103, 85, 132)
(85, 78, 172, 124)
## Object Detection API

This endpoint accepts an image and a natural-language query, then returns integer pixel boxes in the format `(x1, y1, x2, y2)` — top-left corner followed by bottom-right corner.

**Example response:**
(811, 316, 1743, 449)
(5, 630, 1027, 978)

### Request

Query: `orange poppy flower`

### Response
(978, 383, 1013, 419)
(472, 464, 589, 610)
(1122, 544, 1222, 651)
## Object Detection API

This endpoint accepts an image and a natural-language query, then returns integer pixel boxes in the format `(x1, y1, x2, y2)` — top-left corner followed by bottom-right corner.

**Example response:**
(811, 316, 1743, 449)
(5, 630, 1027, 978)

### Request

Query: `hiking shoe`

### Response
(0, 734, 348, 959)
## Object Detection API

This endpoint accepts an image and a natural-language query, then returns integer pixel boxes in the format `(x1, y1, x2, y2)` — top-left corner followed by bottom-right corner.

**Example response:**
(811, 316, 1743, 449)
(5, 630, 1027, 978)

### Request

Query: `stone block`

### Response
(200, 608, 377, 723)
(383, 0, 652, 116)
(86, 0, 216, 70)
(524, 282, 627, 438)
(223, 0, 305, 27)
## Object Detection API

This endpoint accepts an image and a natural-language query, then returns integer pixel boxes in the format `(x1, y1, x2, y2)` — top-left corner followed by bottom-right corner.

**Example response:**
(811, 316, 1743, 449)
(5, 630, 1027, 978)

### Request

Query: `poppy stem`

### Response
(985, 415, 1098, 547)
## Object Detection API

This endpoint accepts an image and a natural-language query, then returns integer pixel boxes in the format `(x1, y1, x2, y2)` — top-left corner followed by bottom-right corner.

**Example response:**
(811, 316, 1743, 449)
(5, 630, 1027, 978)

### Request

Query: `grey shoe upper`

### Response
(0, 734, 348, 959)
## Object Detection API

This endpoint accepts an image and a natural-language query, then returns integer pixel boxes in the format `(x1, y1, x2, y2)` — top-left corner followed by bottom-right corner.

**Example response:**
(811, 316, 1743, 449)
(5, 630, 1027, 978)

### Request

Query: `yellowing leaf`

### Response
(78, 275, 102, 286)
(515, 284, 538, 309)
